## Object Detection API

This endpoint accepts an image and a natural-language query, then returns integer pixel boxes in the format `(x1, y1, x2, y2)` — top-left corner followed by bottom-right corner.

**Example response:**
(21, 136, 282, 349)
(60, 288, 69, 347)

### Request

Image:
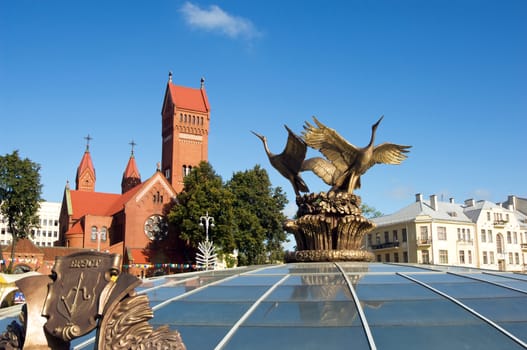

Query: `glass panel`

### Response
(141, 286, 187, 302)
(167, 325, 229, 350)
(356, 283, 441, 301)
(356, 273, 409, 284)
(282, 274, 342, 285)
(219, 275, 283, 286)
(428, 282, 523, 298)
(405, 273, 473, 284)
(267, 285, 353, 301)
(460, 297, 527, 322)
(223, 326, 369, 350)
(153, 301, 252, 325)
(371, 324, 526, 350)
(363, 299, 478, 326)
(185, 286, 270, 301)
(244, 301, 361, 327)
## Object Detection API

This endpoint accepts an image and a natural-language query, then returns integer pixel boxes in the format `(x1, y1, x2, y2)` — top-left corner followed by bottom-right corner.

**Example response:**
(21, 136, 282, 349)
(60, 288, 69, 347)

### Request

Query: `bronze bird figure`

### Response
(302, 116, 411, 194)
(252, 125, 309, 196)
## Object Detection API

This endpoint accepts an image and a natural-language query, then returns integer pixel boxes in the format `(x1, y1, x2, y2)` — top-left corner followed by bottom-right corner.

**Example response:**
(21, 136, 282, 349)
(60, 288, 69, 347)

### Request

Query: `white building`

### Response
(0, 201, 61, 247)
(366, 193, 527, 272)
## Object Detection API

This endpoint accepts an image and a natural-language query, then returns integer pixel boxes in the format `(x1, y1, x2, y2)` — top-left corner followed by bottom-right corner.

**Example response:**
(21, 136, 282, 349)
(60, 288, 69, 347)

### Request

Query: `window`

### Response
(508, 252, 513, 264)
(507, 231, 512, 244)
(164, 168, 171, 180)
(403, 251, 408, 263)
(457, 228, 461, 240)
(459, 250, 465, 264)
(513, 232, 518, 244)
(483, 251, 488, 264)
(489, 251, 494, 264)
(487, 212, 491, 221)
(422, 250, 430, 264)
(375, 233, 380, 245)
(438, 226, 447, 240)
(376, 255, 381, 262)
(385, 253, 390, 262)
(393, 230, 398, 242)
(467, 229, 471, 241)
(496, 234, 504, 254)
(101, 226, 108, 241)
(394, 252, 399, 262)
(402, 228, 407, 242)
(420, 226, 429, 242)
(367, 234, 372, 247)
(468, 250, 472, 264)
(481, 229, 486, 243)
(91, 226, 97, 241)
(384, 231, 389, 243)
(515, 253, 520, 265)
(439, 250, 448, 264)
(488, 230, 493, 243)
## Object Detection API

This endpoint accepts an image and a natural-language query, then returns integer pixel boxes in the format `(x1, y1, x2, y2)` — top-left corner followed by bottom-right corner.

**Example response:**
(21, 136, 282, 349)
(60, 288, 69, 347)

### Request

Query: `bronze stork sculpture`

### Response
(302, 116, 411, 194)
(251, 125, 309, 196)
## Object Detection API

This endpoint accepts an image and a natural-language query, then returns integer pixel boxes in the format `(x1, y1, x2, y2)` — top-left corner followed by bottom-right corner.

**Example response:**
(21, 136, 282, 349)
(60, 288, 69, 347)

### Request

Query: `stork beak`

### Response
(251, 130, 265, 140)
(373, 115, 384, 128)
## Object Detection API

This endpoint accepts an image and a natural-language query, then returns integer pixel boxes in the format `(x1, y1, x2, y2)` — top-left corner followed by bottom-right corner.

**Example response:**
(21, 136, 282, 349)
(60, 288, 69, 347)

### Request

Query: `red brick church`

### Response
(58, 73, 211, 277)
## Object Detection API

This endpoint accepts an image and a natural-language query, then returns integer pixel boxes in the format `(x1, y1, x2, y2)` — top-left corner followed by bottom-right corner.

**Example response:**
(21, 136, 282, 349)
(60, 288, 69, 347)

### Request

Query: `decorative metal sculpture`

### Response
(302, 116, 411, 194)
(253, 116, 411, 262)
(0, 251, 186, 349)
(196, 240, 217, 270)
(251, 125, 309, 196)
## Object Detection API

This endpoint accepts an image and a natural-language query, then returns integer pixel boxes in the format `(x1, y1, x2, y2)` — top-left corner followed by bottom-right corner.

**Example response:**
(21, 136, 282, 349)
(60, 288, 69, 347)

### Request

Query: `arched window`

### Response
(101, 226, 108, 241)
(496, 234, 504, 254)
(91, 226, 97, 241)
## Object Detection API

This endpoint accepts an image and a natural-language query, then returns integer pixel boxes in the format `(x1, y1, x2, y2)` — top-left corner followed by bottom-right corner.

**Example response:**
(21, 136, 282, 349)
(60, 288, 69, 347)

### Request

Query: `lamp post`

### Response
(199, 212, 215, 242)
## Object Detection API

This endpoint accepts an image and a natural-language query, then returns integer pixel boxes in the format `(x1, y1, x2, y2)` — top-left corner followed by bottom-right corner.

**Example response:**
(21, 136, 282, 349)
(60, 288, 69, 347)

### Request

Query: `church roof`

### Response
(168, 81, 210, 113)
(76, 150, 95, 182)
(123, 154, 141, 181)
(68, 190, 122, 218)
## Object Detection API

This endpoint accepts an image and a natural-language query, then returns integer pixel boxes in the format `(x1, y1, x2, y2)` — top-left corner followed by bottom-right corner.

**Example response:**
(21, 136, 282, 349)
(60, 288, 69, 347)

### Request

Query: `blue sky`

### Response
(1, 0, 526, 219)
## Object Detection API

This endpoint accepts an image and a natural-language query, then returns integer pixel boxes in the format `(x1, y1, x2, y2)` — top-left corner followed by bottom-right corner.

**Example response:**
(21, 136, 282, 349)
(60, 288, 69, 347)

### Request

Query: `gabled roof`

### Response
(68, 190, 122, 218)
(166, 81, 210, 113)
(2, 238, 43, 255)
(373, 199, 472, 226)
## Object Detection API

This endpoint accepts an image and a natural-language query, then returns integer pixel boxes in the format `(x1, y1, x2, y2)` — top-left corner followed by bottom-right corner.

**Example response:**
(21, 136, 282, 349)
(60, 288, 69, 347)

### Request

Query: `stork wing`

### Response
(279, 125, 307, 173)
(301, 157, 336, 186)
(302, 116, 358, 173)
(371, 143, 411, 165)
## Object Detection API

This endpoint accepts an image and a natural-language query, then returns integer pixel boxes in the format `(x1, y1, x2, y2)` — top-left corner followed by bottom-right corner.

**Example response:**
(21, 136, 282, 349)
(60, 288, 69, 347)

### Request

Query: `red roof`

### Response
(76, 151, 95, 179)
(168, 82, 210, 113)
(123, 154, 141, 180)
(69, 190, 122, 218)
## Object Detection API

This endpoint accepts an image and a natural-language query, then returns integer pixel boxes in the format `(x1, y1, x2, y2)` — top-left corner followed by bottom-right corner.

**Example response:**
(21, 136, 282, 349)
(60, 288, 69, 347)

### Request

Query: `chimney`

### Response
(449, 198, 455, 204)
(430, 194, 438, 211)
(464, 198, 475, 207)
(416, 193, 423, 202)
(508, 195, 516, 210)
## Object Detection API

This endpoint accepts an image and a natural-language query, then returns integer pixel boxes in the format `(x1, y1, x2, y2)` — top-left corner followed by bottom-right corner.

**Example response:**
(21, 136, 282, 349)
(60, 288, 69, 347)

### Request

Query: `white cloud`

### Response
(180, 2, 260, 40)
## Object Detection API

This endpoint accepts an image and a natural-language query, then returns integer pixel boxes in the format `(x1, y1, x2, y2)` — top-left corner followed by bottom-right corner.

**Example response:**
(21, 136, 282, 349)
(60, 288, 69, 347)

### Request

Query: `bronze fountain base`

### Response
(284, 191, 375, 263)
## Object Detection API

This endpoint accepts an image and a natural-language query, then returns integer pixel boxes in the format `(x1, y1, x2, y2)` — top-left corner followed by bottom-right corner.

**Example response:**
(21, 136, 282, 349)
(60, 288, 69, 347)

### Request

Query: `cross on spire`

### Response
(84, 134, 92, 151)
(129, 139, 137, 155)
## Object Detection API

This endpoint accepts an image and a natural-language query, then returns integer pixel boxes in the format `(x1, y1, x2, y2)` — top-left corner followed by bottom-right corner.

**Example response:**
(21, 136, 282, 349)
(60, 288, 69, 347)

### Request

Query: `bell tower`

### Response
(76, 135, 96, 192)
(161, 72, 210, 192)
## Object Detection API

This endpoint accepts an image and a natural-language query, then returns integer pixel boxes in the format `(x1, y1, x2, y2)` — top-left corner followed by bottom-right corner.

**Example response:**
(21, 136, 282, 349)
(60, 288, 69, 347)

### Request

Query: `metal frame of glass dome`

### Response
(1, 262, 526, 349)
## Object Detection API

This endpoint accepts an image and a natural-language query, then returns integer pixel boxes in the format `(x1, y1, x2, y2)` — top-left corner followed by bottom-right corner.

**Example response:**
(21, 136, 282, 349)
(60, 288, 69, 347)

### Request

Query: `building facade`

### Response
(0, 201, 61, 247)
(57, 75, 209, 277)
(366, 193, 527, 272)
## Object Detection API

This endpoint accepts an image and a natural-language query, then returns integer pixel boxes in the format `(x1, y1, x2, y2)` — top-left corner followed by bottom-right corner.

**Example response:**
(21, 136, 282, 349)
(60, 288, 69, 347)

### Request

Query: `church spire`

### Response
(121, 140, 141, 193)
(76, 135, 96, 191)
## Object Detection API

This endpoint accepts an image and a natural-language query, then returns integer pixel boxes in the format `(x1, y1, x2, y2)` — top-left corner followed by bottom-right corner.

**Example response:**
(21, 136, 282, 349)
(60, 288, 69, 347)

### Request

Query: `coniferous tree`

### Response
(0, 150, 42, 273)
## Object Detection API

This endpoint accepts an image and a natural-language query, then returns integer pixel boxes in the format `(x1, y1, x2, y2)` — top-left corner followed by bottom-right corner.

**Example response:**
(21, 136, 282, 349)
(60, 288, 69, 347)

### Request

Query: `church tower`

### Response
(161, 72, 210, 192)
(121, 140, 142, 193)
(75, 135, 96, 192)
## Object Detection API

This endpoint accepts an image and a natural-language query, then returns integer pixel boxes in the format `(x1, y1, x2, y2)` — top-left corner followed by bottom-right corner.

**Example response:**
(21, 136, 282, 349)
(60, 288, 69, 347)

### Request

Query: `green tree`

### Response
(226, 165, 288, 265)
(0, 150, 42, 273)
(361, 203, 383, 219)
(168, 162, 236, 255)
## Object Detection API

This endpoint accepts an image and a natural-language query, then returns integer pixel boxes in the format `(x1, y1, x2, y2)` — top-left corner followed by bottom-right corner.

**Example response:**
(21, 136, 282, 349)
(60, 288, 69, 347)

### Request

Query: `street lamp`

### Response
(199, 212, 214, 242)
